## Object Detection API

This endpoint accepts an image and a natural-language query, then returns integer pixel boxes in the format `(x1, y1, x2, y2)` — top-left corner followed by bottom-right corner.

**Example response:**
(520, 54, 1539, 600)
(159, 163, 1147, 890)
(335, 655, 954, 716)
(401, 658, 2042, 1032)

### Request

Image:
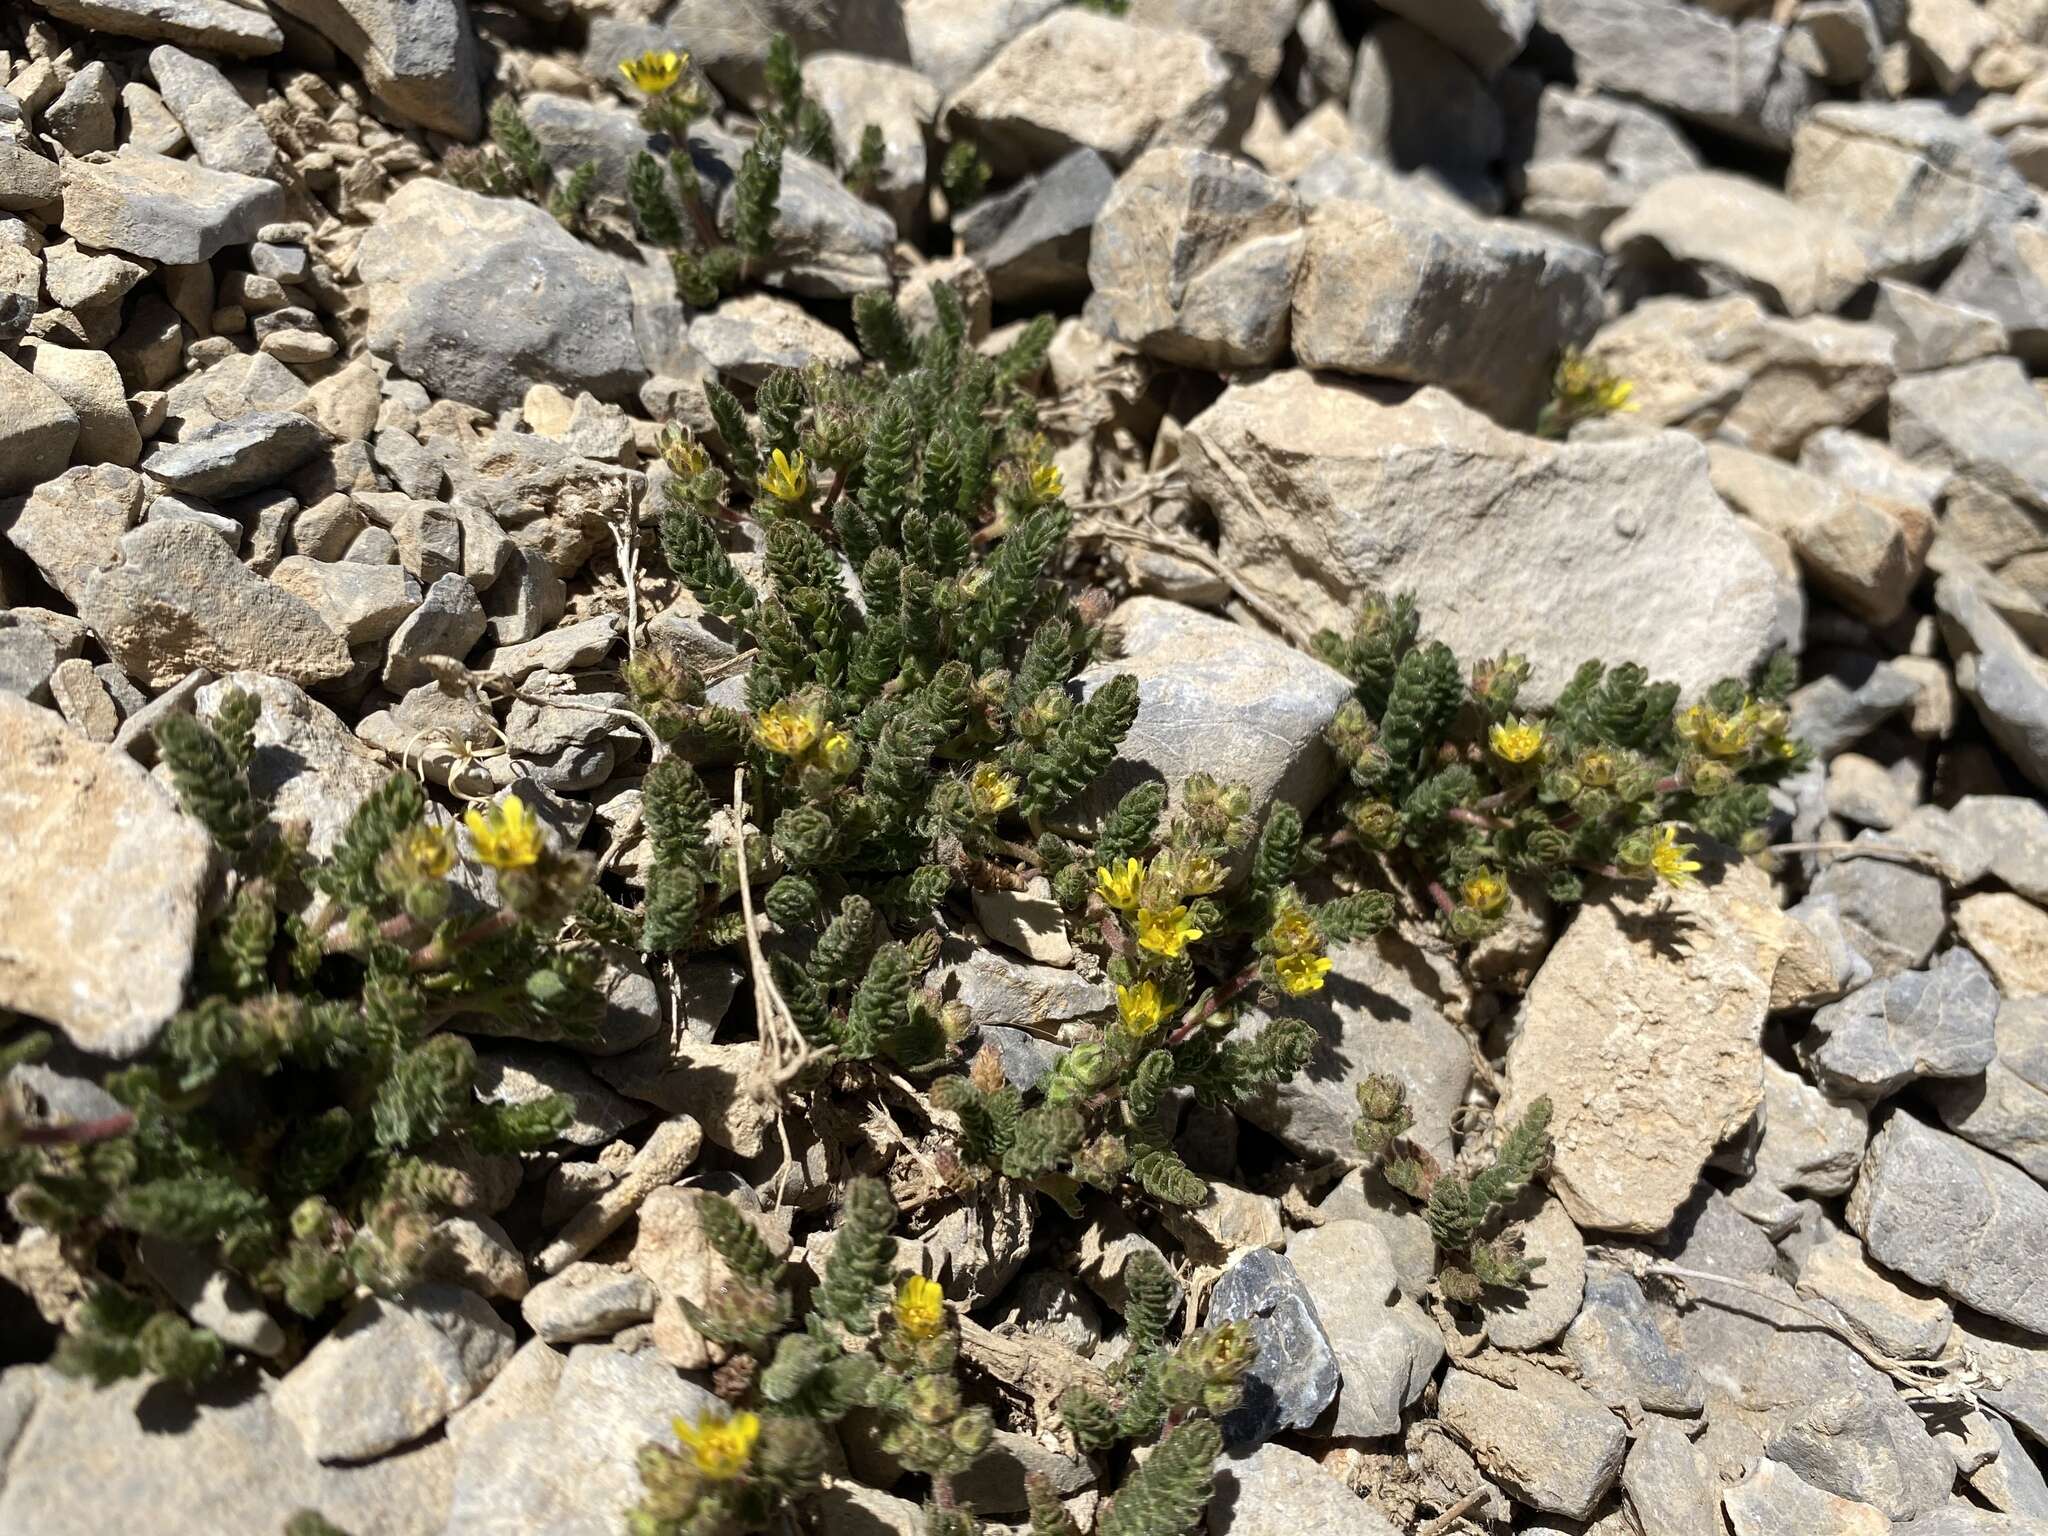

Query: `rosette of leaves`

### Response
(625, 288, 1103, 1075)
(930, 777, 1394, 1209)
(627, 1177, 994, 1536)
(1353, 1074, 1554, 1305)
(1315, 590, 1808, 940)
(0, 692, 602, 1386)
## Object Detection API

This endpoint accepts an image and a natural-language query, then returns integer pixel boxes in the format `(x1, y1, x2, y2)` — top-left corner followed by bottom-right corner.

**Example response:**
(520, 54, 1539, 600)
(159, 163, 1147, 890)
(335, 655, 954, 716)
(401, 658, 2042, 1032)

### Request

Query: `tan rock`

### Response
(1956, 891, 2048, 995)
(1499, 857, 1797, 1234)
(1606, 171, 1870, 317)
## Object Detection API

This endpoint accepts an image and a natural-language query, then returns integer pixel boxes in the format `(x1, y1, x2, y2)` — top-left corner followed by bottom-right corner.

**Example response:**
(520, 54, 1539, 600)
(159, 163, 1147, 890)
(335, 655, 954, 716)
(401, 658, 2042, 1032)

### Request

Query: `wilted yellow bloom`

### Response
(1168, 851, 1227, 897)
(756, 698, 823, 757)
(619, 48, 685, 95)
(1649, 824, 1702, 887)
(1489, 717, 1544, 764)
(1699, 710, 1757, 758)
(673, 1409, 758, 1480)
(658, 422, 708, 476)
(464, 797, 544, 870)
(969, 763, 1018, 816)
(1095, 857, 1143, 913)
(1461, 869, 1508, 915)
(1029, 462, 1062, 502)
(1136, 904, 1203, 958)
(758, 447, 809, 503)
(1575, 747, 1617, 787)
(894, 1275, 945, 1341)
(1266, 906, 1320, 957)
(402, 824, 455, 879)
(1116, 979, 1169, 1036)
(1274, 952, 1333, 996)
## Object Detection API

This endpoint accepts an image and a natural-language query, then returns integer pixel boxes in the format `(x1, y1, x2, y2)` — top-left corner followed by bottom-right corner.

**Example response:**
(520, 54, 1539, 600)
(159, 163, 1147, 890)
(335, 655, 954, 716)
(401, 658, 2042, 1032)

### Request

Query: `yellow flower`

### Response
(1266, 906, 1320, 957)
(969, 763, 1018, 817)
(758, 447, 810, 503)
(403, 824, 455, 879)
(1095, 857, 1144, 913)
(1030, 462, 1062, 502)
(1168, 851, 1227, 897)
(756, 698, 823, 757)
(658, 421, 708, 476)
(1598, 378, 1636, 413)
(894, 1275, 945, 1341)
(1116, 979, 1169, 1037)
(1489, 717, 1544, 764)
(1461, 869, 1508, 915)
(1274, 952, 1333, 996)
(817, 730, 857, 776)
(673, 1409, 758, 1481)
(619, 48, 684, 95)
(1649, 824, 1702, 887)
(1699, 710, 1756, 758)
(1136, 904, 1203, 958)
(464, 796, 544, 870)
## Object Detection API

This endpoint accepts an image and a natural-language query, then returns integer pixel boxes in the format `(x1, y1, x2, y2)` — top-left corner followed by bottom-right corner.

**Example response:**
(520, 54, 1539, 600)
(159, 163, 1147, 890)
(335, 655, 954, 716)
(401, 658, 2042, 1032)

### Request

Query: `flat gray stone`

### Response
(1207, 1441, 1403, 1536)
(1809, 830, 1950, 980)
(1624, 1419, 1721, 1536)
(267, 0, 481, 138)
(57, 148, 284, 263)
(1438, 1358, 1627, 1519)
(143, 409, 326, 497)
(0, 352, 79, 496)
(1563, 1264, 1707, 1416)
(1752, 1056, 1869, 1196)
(1208, 1248, 1340, 1449)
(383, 572, 486, 691)
(28, 0, 282, 54)
(1795, 1228, 1954, 1361)
(147, 44, 281, 179)
(957, 147, 1116, 304)
(1937, 573, 2048, 793)
(1933, 996, 2048, 1181)
(195, 672, 391, 857)
(1801, 947, 1998, 1099)
(1285, 1221, 1442, 1437)
(474, 1043, 646, 1149)
(1, 463, 144, 604)
(519, 1264, 656, 1344)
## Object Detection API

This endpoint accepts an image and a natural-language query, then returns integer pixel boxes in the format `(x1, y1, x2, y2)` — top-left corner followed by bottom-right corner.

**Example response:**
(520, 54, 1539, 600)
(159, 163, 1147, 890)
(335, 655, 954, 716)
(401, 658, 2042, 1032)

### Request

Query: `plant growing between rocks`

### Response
(446, 95, 599, 233)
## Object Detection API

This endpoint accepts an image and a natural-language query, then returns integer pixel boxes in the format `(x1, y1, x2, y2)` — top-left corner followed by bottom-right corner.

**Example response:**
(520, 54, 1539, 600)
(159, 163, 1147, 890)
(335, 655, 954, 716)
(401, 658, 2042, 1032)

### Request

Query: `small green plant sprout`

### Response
(627, 1178, 995, 1536)
(1315, 591, 1808, 942)
(931, 778, 1394, 1209)
(759, 33, 835, 166)
(446, 95, 598, 233)
(1354, 1075, 1554, 1306)
(1535, 347, 1635, 440)
(0, 690, 601, 1387)
(939, 140, 991, 212)
(842, 124, 887, 203)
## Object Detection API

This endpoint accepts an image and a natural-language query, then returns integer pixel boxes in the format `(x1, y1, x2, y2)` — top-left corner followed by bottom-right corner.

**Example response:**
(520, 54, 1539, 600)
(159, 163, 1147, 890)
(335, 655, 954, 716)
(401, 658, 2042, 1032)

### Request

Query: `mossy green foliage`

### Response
(0, 693, 604, 1385)
(445, 95, 598, 233)
(1317, 591, 1806, 940)
(1353, 1074, 1554, 1306)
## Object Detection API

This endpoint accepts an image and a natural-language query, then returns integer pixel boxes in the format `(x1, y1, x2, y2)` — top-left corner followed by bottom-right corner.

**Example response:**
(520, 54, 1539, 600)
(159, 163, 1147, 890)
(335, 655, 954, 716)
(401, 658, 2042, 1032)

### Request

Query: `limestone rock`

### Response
(1564, 1264, 1707, 1415)
(1956, 891, 2048, 996)
(142, 409, 326, 497)
(1932, 996, 2048, 1178)
(268, 0, 481, 138)
(147, 44, 282, 180)
(1181, 371, 1787, 707)
(1285, 1221, 1443, 1437)
(26, 343, 140, 469)
(1796, 1229, 1955, 1361)
(1375, 0, 1535, 75)
(57, 148, 283, 264)
(1849, 1110, 2048, 1335)
(1438, 1358, 1627, 1519)
(799, 53, 940, 229)
(196, 673, 391, 857)
(1753, 1057, 1870, 1196)
(1085, 147, 1302, 370)
(0, 352, 80, 495)
(1624, 1420, 1721, 1536)
(1809, 830, 1951, 979)
(0, 695, 212, 1056)
(686, 291, 862, 385)
(520, 1263, 656, 1344)
(27, 0, 281, 54)
(1606, 172, 1870, 317)
(943, 10, 1235, 179)
(1936, 574, 2048, 792)
(686, 123, 894, 299)
(1942, 215, 2048, 366)
(1483, 1196, 1587, 1351)
(1499, 858, 1796, 1234)
(956, 148, 1117, 304)
(358, 178, 644, 413)
(1721, 1458, 1893, 1536)
(1515, 86, 1702, 243)
(1346, 21, 1504, 206)
(1207, 1441, 1403, 1536)
(1208, 1248, 1340, 1448)
(81, 520, 351, 689)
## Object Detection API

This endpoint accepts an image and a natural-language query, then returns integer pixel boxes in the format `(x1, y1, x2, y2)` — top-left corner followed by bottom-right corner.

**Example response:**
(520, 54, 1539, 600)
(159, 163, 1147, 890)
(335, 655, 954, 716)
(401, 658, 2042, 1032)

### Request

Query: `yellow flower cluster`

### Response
(1029, 462, 1063, 502)
(1461, 868, 1508, 916)
(758, 448, 810, 504)
(1489, 717, 1544, 764)
(1115, 978, 1168, 1036)
(1266, 904, 1331, 996)
(619, 48, 685, 95)
(756, 693, 834, 762)
(464, 797, 544, 870)
(673, 1409, 759, 1480)
(1136, 904, 1203, 959)
(1555, 349, 1635, 417)
(894, 1275, 945, 1341)
(968, 763, 1018, 817)
(402, 824, 455, 880)
(1676, 697, 1792, 762)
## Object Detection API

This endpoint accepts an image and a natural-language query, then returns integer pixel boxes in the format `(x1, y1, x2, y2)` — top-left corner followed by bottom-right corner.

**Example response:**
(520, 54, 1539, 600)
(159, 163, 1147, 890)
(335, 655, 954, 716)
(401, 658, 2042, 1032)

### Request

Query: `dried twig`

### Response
(1416, 1488, 1490, 1536)
(1760, 839, 1958, 882)
(1072, 515, 1316, 651)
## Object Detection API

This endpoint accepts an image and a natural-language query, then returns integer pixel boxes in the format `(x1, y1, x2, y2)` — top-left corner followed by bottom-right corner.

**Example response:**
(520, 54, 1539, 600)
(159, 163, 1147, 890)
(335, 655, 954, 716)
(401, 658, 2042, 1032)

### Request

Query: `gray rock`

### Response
(1284, 1221, 1442, 1437)
(442, 1342, 721, 1536)
(81, 520, 351, 689)
(1950, 796, 2048, 904)
(383, 572, 486, 691)
(1537, 0, 1819, 148)
(269, 556, 416, 647)
(1347, 20, 1504, 206)
(57, 148, 283, 264)
(44, 62, 118, 156)
(1970, 1409, 2048, 1518)
(137, 1235, 285, 1356)
(26, 0, 281, 54)
(0, 352, 79, 495)
(800, 53, 940, 229)
(1438, 1358, 1627, 1519)
(1721, 1457, 1894, 1536)
(0, 242, 35, 342)
(427, 1214, 529, 1302)
(195, 673, 390, 857)
(1809, 830, 1950, 979)
(686, 122, 894, 299)
(267, 0, 481, 139)
(1936, 573, 2048, 792)
(1752, 1056, 1870, 1196)
(474, 615, 620, 686)
(1207, 1441, 1403, 1536)
(1795, 1228, 1954, 1361)
(1933, 997, 2048, 1180)
(26, 343, 141, 470)
(1799, 427, 1949, 517)
(1624, 1419, 1721, 1536)
(953, 1428, 1095, 1514)
(1514, 86, 1701, 243)
(1375, 0, 1534, 74)
(686, 291, 863, 385)
(520, 1263, 656, 1344)
(1942, 216, 2048, 367)
(1207, 1248, 1340, 1449)
(1790, 657, 1923, 758)
(957, 148, 1117, 304)
(147, 45, 281, 180)
(144, 410, 326, 498)
(474, 1044, 646, 1149)
(1064, 595, 1350, 830)
(1606, 171, 1869, 318)
(1314, 1168, 1442, 1300)
(1293, 197, 1601, 427)
(1237, 931, 1470, 1170)
(1563, 1264, 1707, 1416)
(276, 1283, 514, 1462)
(1850, 1109, 2048, 1336)
(1872, 280, 2010, 373)
(1180, 372, 1788, 706)
(941, 941, 1112, 1035)
(0, 694, 211, 1055)
(0, 1366, 453, 1536)
(1084, 147, 1301, 369)
(1802, 947, 1998, 1099)
(0, 142, 62, 212)
(943, 9, 1235, 179)
(904, 0, 1065, 96)
(1788, 102, 2031, 281)
(1483, 1196, 1586, 1350)
(358, 178, 644, 413)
